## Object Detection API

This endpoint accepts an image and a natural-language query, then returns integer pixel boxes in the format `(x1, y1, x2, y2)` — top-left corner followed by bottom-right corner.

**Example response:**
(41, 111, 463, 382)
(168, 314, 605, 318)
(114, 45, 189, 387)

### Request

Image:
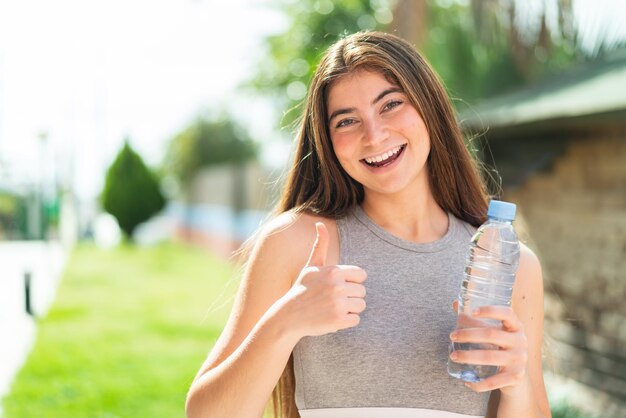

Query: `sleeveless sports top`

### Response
(292, 205, 491, 418)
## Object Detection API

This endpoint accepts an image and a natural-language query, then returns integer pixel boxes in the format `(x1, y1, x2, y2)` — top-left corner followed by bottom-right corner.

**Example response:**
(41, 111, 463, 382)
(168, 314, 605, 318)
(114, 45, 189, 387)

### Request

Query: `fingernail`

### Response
(464, 383, 472, 388)
(449, 332, 458, 341)
(472, 308, 481, 315)
(450, 352, 458, 360)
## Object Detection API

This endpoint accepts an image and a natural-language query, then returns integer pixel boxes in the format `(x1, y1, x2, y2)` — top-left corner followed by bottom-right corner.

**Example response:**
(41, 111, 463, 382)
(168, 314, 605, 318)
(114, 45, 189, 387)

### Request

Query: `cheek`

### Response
(330, 135, 356, 163)
(401, 111, 422, 132)
(402, 113, 429, 146)
(330, 138, 361, 179)
(413, 120, 429, 142)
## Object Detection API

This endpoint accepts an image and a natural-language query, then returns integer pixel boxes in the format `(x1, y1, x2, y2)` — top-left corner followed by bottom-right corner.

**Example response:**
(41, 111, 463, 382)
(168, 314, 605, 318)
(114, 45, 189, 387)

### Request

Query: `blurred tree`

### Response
(101, 139, 165, 240)
(420, 0, 583, 101)
(250, 0, 394, 129)
(164, 117, 257, 186)
(0, 192, 28, 239)
(404, 0, 622, 101)
(469, 0, 577, 79)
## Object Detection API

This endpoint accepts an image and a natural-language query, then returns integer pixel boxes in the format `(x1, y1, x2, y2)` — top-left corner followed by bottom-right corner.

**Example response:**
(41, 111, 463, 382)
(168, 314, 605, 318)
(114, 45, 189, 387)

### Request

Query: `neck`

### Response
(361, 179, 449, 244)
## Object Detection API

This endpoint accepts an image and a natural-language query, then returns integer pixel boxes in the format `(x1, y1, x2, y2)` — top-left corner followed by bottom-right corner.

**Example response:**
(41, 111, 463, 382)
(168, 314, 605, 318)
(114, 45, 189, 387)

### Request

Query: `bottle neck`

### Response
(488, 216, 514, 225)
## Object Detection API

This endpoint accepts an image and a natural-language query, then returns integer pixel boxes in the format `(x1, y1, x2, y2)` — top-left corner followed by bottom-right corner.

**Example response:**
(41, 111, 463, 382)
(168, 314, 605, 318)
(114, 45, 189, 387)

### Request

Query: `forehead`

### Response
(327, 69, 399, 110)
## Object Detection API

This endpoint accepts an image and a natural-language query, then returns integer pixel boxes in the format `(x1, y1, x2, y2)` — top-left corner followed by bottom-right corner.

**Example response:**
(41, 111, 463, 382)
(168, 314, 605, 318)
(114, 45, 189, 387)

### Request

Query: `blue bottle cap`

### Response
(487, 200, 516, 221)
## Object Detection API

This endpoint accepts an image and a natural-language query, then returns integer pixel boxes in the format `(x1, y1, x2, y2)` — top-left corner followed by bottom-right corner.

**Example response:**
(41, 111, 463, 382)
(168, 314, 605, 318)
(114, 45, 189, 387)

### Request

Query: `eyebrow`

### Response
(328, 87, 404, 124)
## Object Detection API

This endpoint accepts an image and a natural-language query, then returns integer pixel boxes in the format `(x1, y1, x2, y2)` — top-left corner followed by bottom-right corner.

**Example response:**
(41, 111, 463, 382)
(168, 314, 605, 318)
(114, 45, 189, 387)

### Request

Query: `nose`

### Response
(362, 117, 389, 146)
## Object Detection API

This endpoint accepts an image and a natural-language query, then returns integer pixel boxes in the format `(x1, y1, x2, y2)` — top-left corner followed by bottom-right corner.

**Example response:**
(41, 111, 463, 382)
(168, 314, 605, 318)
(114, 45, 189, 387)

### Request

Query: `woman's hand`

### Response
(277, 222, 367, 339)
(449, 304, 529, 396)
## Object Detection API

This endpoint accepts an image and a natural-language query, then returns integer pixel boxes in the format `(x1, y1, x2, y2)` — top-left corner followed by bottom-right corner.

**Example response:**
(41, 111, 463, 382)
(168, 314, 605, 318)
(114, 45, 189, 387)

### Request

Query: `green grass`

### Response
(2, 242, 239, 418)
(551, 401, 598, 418)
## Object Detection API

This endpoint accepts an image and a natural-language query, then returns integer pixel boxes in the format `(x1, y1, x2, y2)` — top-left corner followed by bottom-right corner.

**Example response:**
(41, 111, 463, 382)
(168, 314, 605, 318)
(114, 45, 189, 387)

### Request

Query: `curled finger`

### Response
(344, 282, 366, 298)
(473, 306, 522, 332)
(463, 370, 526, 393)
(346, 297, 366, 314)
(450, 327, 516, 349)
(449, 349, 508, 367)
(335, 265, 368, 283)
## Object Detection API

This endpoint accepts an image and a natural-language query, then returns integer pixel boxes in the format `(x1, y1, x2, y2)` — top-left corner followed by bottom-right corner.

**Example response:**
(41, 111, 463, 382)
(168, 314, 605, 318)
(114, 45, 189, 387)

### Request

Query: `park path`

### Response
(0, 241, 66, 415)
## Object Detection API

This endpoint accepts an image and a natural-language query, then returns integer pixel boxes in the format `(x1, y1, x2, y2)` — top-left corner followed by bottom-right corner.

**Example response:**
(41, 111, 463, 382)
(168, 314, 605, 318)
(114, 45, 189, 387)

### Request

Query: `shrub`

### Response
(101, 139, 165, 239)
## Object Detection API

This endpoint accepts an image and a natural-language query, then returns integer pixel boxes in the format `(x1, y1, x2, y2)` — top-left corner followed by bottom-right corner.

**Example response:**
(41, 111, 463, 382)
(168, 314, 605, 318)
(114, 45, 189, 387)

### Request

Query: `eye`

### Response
(382, 100, 403, 112)
(335, 118, 356, 128)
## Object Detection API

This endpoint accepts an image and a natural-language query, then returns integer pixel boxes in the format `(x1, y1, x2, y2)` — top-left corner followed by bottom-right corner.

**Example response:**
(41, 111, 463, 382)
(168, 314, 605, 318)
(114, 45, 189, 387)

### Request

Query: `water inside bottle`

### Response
(447, 311, 501, 382)
(447, 220, 519, 382)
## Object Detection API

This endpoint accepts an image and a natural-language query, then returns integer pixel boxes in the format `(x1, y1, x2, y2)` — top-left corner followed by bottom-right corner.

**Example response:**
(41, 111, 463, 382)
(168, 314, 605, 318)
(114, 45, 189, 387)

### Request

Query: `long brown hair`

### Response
(268, 31, 489, 417)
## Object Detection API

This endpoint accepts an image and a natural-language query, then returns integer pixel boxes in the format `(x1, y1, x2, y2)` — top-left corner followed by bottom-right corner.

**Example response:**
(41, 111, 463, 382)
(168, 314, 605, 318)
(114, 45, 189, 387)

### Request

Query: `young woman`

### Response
(186, 31, 550, 418)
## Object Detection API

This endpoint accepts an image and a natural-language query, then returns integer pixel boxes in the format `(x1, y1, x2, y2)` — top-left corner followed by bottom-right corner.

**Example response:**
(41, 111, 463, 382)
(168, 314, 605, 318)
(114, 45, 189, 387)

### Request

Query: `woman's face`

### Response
(326, 69, 431, 198)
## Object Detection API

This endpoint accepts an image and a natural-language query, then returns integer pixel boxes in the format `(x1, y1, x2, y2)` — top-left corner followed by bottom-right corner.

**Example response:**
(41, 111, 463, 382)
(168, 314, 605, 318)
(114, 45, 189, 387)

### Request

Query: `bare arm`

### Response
(492, 244, 551, 417)
(185, 215, 367, 418)
(186, 297, 300, 418)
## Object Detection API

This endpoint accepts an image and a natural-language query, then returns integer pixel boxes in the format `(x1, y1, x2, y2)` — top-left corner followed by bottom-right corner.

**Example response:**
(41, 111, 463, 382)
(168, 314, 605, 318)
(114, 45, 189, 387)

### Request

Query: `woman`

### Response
(186, 31, 550, 418)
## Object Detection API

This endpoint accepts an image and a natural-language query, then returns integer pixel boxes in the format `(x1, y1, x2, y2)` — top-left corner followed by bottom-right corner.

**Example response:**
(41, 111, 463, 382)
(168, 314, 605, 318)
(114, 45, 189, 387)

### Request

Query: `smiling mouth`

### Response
(361, 144, 407, 168)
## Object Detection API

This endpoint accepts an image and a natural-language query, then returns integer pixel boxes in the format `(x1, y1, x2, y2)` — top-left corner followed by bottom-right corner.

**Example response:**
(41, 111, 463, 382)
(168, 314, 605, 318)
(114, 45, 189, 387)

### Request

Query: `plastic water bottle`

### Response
(447, 200, 521, 383)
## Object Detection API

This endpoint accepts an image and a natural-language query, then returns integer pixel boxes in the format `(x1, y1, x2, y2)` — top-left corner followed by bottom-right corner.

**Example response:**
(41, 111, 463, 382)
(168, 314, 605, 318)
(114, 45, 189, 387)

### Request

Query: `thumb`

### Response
(306, 222, 329, 267)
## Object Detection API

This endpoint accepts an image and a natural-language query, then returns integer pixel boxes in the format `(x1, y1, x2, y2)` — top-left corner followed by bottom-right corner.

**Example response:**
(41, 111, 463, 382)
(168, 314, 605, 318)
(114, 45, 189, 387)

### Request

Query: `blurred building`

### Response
(463, 48, 626, 416)
(168, 161, 278, 258)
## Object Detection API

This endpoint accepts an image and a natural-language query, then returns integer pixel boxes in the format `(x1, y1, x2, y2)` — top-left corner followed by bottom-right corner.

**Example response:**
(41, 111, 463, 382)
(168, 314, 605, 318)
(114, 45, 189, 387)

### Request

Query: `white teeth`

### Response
(364, 145, 403, 164)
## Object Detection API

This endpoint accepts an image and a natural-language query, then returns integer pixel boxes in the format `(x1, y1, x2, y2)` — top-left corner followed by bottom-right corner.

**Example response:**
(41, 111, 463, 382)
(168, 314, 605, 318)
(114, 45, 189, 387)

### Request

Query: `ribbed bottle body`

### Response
(447, 218, 520, 382)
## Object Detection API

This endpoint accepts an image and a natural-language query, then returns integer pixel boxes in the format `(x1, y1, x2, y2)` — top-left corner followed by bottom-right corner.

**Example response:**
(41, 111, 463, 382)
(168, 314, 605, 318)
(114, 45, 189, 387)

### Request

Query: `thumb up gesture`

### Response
(281, 222, 368, 338)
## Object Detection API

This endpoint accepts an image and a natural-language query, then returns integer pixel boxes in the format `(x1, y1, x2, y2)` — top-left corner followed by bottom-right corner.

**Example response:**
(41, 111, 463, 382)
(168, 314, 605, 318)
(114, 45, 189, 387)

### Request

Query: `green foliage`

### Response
(250, 0, 392, 128)
(164, 117, 257, 185)
(551, 400, 597, 418)
(0, 192, 27, 238)
(101, 139, 165, 239)
(422, 1, 583, 103)
(2, 242, 237, 417)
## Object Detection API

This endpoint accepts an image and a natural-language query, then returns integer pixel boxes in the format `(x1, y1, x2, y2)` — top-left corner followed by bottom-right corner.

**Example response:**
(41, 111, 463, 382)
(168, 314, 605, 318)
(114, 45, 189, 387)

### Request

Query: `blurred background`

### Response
(0, 0, 624, 417)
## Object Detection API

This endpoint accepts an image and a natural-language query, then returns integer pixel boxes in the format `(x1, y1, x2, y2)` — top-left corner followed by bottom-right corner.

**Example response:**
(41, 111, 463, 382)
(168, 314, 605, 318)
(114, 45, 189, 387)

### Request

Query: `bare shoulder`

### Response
(512, 243, 544, 314)
(196, 210, 336, 375)
(516, 243, 543, 289)
(247, 210, 339, 291)
(520, 243, 541, 272)
(258, 210, 325, 247)
(252, 211, 339, 283)
(254, 211, 337, 273)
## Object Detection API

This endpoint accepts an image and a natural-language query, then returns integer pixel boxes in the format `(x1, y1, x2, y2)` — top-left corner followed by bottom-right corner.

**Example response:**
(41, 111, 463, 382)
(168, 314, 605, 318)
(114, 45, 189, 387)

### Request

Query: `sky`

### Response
(0, 0, 625, 202)
(0, 0, 286, 201)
